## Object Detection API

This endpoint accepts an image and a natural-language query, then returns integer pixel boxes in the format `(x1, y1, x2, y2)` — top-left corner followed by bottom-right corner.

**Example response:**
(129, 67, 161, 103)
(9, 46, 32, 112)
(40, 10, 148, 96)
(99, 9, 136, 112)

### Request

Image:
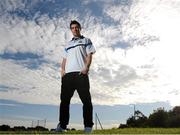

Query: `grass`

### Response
(0, 128, 180, 134)
(93, 128, 180, 134)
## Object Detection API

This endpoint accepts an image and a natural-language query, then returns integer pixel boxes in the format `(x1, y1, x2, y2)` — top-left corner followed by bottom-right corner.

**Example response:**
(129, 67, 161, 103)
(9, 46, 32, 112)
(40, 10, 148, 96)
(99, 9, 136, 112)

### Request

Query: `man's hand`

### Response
(61, 58, 66, 77)
(80, 66, 89, 75)
(80, 53, 93, 75)
(61, 69, 66, 77)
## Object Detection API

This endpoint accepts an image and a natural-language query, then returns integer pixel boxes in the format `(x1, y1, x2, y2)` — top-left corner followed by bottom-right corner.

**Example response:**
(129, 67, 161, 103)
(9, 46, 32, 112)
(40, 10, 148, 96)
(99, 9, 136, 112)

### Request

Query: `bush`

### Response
(0, 125, 11, 131)
(148, 108, 168, 127)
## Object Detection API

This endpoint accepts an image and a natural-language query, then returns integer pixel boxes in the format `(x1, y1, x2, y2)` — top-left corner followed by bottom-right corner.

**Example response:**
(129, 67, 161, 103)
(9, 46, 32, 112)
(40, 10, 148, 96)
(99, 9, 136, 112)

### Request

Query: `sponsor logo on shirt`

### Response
(78, 40, 83, 43)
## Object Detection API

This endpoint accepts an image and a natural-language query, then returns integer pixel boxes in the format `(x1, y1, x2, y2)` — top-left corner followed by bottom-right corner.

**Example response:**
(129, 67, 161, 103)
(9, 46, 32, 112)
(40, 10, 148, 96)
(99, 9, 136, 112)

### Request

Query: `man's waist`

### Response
(65, 71, 81, 75)
(65, 67, 83, 73)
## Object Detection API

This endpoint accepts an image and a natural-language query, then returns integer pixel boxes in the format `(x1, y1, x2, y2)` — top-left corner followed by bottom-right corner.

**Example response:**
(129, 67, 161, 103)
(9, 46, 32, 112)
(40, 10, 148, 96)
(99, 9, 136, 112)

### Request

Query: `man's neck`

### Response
(73, 35, 81, 38)
(72, 35, 84, 40)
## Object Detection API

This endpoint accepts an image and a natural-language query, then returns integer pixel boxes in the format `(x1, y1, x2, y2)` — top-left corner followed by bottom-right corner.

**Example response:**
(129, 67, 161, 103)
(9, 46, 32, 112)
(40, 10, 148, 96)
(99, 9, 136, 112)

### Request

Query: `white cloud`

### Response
(0, 103, 18, 106)
(0, 0, 25, 12)
(103, 0, 131, 22)
(0, 0, 180, 107)
(0, 59, 59, 105)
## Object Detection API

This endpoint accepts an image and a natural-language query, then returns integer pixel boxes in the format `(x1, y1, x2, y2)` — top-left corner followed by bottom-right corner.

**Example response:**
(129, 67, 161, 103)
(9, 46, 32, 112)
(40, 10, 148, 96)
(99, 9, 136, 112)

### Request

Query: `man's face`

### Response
(70, 24, 81, 37)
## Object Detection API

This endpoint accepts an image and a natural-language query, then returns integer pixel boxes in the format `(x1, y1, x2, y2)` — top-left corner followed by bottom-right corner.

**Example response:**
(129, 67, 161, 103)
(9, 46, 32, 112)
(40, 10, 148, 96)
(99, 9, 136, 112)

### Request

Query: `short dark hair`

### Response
(70, 20, 81, 30)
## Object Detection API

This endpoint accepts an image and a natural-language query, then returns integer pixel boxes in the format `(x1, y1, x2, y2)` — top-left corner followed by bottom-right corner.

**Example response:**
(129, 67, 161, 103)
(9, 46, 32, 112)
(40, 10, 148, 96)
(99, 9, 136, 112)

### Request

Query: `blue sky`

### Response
(0, 0, 180, 129)
(0, 99, 172, 129)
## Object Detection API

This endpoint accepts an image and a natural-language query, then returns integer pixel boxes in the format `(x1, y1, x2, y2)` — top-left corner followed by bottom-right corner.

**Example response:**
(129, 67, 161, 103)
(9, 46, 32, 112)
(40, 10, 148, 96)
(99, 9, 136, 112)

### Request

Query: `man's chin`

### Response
(73, 33, 80, 37)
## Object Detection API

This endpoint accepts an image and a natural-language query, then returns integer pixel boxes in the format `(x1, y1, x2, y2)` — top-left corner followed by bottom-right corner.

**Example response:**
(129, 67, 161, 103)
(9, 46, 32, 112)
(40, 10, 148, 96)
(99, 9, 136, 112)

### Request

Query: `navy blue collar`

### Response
(71, 35, 84, 41)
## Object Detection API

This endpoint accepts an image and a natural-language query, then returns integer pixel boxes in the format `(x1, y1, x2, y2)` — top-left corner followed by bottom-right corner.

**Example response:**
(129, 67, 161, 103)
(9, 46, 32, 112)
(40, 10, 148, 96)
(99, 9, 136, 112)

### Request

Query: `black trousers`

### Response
(59, 72, 94, 129)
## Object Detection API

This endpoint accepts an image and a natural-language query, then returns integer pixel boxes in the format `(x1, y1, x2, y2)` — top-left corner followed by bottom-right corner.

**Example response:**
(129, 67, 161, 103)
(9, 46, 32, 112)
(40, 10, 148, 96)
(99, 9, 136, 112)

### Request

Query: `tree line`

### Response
(0, 125, 49, 131)
(1, 106, 180, 131)
(0, 125, 76, 131)
(119, 106, 180, 128)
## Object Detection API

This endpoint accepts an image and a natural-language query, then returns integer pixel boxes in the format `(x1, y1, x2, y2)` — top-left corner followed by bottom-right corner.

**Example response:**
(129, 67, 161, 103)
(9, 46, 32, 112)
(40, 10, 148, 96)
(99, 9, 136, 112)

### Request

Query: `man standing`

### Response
(56, 20, 96, 133)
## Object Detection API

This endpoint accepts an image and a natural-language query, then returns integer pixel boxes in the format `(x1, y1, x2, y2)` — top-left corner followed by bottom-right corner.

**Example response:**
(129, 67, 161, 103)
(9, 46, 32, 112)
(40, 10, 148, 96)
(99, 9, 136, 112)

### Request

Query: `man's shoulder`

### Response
(83, 36, 91, 41)
(81, 37, 92, 45)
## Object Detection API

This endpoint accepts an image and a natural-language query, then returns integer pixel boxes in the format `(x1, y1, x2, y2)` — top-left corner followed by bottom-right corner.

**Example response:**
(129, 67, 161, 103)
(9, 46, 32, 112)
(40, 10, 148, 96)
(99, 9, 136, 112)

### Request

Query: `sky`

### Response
(0, 0, 180, 130)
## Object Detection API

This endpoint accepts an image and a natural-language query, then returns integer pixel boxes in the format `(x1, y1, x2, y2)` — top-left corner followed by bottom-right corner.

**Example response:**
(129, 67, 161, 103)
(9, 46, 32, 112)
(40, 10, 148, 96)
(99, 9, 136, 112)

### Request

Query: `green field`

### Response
(1, 128, 180, 134)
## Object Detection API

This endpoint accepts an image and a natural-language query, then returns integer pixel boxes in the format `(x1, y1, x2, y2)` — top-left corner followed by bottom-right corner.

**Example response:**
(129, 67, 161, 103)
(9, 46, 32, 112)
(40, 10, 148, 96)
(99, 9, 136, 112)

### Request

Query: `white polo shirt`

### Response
(62, 36, 96, 73)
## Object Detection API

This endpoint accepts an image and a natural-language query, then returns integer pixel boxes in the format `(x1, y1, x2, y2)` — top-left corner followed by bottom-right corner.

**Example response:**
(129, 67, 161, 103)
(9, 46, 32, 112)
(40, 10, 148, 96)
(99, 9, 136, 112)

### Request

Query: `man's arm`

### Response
(61, 58, 66, 77)
(81, 53, 93, 74)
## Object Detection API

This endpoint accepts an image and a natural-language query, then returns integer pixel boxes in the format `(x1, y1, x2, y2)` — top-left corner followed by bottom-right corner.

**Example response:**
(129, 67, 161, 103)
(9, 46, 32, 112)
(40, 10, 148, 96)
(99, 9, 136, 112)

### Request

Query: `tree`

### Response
(123, 106, 180, 128)
(34, 126, 49, 131)
(126, 115, 148, 127)
(148, 108, 168, 127)
(13, 126, 26, 131)
(126, 110, 148, 127)
(0, 125, 11, 131)
(168, 106, 180, 127)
